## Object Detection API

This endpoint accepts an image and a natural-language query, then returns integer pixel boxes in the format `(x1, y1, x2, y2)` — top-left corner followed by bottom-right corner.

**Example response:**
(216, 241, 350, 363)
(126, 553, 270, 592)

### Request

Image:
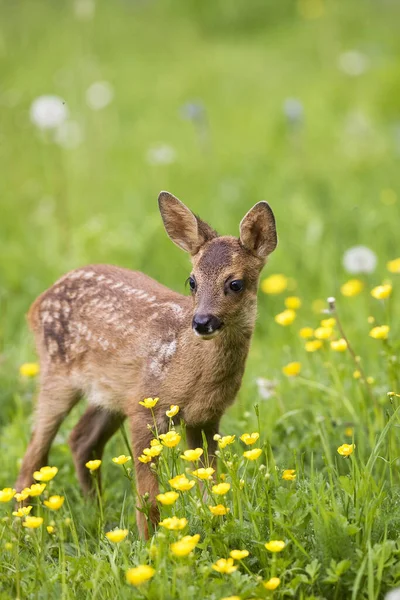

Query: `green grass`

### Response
(1, 0, 400, 598)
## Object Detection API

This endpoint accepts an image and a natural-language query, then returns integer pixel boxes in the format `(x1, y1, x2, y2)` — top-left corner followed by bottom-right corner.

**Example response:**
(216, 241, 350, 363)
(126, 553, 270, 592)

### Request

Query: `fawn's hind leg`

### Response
(69, 405, 125, 495)
(16, 380, 79, 491)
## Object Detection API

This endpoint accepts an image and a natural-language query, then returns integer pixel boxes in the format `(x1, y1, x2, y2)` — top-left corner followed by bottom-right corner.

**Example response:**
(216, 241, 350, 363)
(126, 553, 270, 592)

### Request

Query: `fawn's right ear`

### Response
(158, 191, 217, 255)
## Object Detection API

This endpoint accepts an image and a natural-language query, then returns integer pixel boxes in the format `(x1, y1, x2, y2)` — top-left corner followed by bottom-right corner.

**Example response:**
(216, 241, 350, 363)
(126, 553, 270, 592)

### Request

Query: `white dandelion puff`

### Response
(343, 246, 377, 274)
(30, 95, 68, 130)
(86, 81, 114, 111)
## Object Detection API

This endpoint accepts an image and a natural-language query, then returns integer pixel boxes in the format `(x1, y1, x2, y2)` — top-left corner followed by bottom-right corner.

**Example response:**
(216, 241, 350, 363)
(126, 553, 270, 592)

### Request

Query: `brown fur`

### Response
(16, 191, 277, 538)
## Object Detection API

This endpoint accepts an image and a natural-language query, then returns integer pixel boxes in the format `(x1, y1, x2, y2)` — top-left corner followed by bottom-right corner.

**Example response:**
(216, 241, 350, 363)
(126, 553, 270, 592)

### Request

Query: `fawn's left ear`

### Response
(239, 201, 277, 260)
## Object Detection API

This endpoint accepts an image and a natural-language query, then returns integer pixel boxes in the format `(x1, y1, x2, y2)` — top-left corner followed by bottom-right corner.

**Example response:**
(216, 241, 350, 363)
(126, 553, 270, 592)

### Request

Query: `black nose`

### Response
(192, 314, 222, 336)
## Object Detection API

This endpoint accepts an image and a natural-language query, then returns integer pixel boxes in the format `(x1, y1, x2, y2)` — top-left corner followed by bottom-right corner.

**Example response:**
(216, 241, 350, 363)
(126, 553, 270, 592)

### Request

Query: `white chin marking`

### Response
(193, 329, 222, 340)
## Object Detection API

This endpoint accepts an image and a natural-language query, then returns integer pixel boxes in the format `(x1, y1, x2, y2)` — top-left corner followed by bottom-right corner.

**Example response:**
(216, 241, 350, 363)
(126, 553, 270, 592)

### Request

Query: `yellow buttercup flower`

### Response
(156, 491, 179, 506)
(12, 506, 32, 517)
(159, 516, 188, 531)
(369, 325, 389, 340)
(305, 340, 323, 352)
(138, 455, 152, 463)
(230, 549, 249, 560)
(169, 474, 195, 491)
(139, 397, 159, 409)
(321, 318, 336, 328)
(208, 504, 230, 516)
(25, 484, 46, 497)
(106, 529, 128, 543)
(191, 467, 215, 480)
(330, 339, 347, 352)
(85, 460, 101, 471)
(143, 445, 163, 457)
(314, 326, 333, 340)
(19, 362, 40, 377)
(345, 427, 354, 437)
(33, 466, 58, 482)
(112, 455, 131, 465)
(299, 327, 314, 339)
(212, 558, 238, 574)
(263, 577, 281, 590)
(261, 274, 288, 295)
(243, 448, 262, 461)
(23, 516, 43, 529)
(15, 490, 30, 502)
(282, 361, 301, 377)
(240, 432, 259, 446)
(275, 309, 296, 326)
(126, 565, 155, 587)
(44, 495, 64, 511)
(218, 435, 235, 449)
(387, 257, 400, 273)
(341, 279, 364, 297)
(221, 597, 241, 600)
(353, 370, 361, 379)
(367, 376, 375, 385)
(284, 296, 301, 310)
(0, 488, 16, 502)
(166, 405, 180, 418)
(265, 540, 286, 552)
(150, 438, 161, 446)
(47, 526, 55, 534)
(159, 431, 181, 448)
(180, 448, 203, 461)
(170, 534, 200, 557)
(212, 483, 231, 495)
(337, 443, 355, 457)
(371, 284, 392, 300)
(282, 469, 296, 481)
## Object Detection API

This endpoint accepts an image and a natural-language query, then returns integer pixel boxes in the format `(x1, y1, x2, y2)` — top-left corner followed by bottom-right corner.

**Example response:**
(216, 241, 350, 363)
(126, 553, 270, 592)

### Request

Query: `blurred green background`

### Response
(1, 0, 399, 433)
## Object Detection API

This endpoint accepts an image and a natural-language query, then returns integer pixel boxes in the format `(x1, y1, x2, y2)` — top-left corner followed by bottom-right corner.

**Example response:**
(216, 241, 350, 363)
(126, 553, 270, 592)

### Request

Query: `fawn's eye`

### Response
(188, 276, 196, 291)
(229, 280, 244, 292)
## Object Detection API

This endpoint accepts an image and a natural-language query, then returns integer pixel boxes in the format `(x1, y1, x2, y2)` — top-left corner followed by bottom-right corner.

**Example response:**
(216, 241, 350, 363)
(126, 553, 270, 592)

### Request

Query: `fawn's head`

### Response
(159, 191, 277, 340)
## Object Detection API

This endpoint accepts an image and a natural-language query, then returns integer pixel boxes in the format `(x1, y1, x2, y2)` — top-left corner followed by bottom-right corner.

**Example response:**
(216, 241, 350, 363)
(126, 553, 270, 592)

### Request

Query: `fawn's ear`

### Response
(239, 201, 277, 260)
(158, 191, 217, 255)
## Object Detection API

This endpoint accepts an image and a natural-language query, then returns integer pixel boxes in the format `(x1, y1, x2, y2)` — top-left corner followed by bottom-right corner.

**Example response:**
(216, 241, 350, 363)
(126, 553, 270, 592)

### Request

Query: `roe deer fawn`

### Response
(16, 191, 277, 537)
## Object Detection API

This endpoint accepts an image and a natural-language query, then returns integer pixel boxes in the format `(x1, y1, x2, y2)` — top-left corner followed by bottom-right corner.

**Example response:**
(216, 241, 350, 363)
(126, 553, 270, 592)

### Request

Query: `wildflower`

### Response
(387, 258, 400, 273)
(170, 534, 200, 557)
(275, 309, 296, 326)
(150, 438, 161, 446)
(341, 279, 364, 297)
(25, 484, 46, 497)
(166, 405, 180, 418)
(221, 597, 240, 600)
(345, 427, 354, 437)
(4, 542, 13, 550)
(19, 363, 40, 377)
(321, 318, 336, 328)
(47, 526, 55, 534)
(230, 549, 249, 560)
(305, 340, 323, 352)
(23, 516, 43, 529)
(85, 460, 101, 471)
(314, 326, 333, 340)
(218, 435, 235, 449)
(282, 361, 301, 376)
(12, 506, 32, 517)
(285, 296, 301, 309)
(212, 558, 238, 574)
(369, 325, 389, 340)
(138, 455, 152, 463)
(112, 455, 131, 465)
(105, 529, 128, 543)
(212, 483, 231, 495)
(14, 490, 30, 502)
(180, 448, 203, 461)
(353, 370, 361, 379)
(156, 491, 179, 506)
(0, 488, 16, 502)
(256, 377, 278, 400)
(191, 467, 215, 480)
(240, 432, 260, 446)
(261, 274, 288, 295)
(44, 495, 64, 511)
(265, 540, 286, 552)
(30, 95, 68, 130)
(330, 339, 347, 352)
(33, 466, 58, 482)
(337, 443, 356, 456)
(143, 445, 163, 457)
(282, 469, 296, 481)
(243, 448, 262, 461)
(208, 504, 230, 516)
(299, 327, 314, 339)
(139, 397, 159, 409)
(371, 284, 392, 300)
(263, 577, 281, 590)
(169, 474, 195, 491)
(159, 431, 181, 448)
(367, 376, 375, 385)
(159, 516, 188, 531)
(126, 565, 155, 587)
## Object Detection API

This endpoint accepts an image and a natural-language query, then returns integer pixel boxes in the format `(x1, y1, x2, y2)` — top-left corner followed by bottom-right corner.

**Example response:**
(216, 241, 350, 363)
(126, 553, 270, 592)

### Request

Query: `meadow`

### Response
(1, 0, 400, 598)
